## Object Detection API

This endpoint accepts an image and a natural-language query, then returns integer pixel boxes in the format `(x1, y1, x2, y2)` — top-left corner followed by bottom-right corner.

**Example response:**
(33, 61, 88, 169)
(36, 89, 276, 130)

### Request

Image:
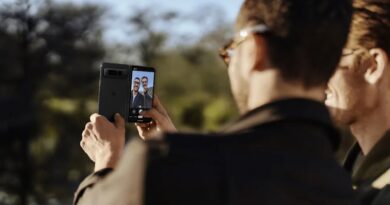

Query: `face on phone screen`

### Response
(129, 69, 155, 121)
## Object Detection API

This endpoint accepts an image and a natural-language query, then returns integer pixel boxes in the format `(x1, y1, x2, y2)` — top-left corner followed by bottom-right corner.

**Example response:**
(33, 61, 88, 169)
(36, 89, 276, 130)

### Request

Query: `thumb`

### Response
(114, 113, 125, 129)
(141, 109, 164, 123)
(141, 109, 176, 132)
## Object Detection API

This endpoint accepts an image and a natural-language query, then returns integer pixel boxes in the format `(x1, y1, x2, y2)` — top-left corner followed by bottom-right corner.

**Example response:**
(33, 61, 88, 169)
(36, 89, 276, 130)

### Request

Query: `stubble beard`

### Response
(329, 106, 358, 127)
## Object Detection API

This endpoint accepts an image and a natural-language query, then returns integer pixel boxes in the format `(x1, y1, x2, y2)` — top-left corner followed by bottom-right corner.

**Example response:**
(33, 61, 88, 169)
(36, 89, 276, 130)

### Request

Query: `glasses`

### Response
(219, 24, 269, 66)
(342, 48, 365, 56)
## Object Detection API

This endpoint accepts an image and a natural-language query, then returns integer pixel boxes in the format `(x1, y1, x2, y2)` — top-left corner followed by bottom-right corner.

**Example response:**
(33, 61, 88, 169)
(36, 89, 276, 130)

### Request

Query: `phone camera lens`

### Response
(108, 70, 118, 76)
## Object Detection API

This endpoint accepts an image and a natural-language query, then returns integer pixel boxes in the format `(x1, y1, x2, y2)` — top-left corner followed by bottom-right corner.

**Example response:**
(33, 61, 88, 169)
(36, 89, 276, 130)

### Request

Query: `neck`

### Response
(247, 70, 325, 111)
(133, 90, 138, 95)
(350, 98, 390, 155)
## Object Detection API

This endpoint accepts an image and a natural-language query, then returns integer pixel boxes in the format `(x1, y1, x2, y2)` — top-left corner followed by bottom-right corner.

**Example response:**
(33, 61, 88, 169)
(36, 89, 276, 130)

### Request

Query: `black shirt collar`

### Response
(221, 98, 339, 150)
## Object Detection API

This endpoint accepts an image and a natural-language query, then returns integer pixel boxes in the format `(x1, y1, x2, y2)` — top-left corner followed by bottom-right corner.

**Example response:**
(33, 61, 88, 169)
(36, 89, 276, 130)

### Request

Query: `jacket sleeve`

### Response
(73, 168, 113, 205)
(371, 185, 390, 205)
(72, 138, 150, 205)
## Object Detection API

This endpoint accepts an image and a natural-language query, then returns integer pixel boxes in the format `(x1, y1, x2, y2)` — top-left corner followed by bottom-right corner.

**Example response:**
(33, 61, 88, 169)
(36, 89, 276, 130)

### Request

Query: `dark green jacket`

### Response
(344, 132, 390, 205)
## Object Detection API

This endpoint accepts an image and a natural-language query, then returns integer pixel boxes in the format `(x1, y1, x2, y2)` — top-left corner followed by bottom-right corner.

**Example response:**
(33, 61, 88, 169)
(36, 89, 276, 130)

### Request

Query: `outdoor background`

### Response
(0, 0, 242, 204)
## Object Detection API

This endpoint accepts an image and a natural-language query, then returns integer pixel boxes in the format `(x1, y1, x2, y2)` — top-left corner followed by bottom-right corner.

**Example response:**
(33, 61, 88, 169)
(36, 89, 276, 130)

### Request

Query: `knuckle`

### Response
(86, 122, 93, 129)
(80, 140, 84, 147)
(84, 130, 90, 137)
(87, 124, 93, 129)
(95, 116, 104, 122)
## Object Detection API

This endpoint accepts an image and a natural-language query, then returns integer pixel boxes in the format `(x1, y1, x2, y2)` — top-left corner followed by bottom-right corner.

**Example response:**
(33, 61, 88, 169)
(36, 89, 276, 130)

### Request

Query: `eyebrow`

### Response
(342, 48, 361, 56)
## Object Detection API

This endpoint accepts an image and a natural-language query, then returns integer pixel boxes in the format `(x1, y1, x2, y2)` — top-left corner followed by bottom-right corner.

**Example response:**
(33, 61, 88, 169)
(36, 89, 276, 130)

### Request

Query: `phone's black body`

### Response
(98, 63, 130, 122)
(98, 62, 155, 123)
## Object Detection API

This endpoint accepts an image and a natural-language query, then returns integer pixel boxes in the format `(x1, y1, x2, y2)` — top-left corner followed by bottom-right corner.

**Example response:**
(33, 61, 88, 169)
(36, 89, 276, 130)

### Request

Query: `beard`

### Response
(328, 106, 357, 126)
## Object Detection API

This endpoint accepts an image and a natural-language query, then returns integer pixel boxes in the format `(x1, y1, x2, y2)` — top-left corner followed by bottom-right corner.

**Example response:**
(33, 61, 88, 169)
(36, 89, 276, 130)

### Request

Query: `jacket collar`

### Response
(344, 132, 390, 183)
(220, 98, 340, 150)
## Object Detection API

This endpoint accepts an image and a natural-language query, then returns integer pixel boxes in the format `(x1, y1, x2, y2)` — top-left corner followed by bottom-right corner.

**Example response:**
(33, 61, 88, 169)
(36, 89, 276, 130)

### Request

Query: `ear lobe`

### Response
(364, 48, 388, 84)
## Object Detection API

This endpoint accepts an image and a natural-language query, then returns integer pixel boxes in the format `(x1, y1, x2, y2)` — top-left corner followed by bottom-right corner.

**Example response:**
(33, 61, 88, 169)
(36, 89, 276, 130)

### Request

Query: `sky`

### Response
(1, 0, 243, 49)
(50, 0, 244, 44)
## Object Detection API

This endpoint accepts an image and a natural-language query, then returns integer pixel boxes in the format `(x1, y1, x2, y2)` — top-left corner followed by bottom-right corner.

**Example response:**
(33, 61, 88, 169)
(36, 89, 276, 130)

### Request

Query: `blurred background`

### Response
(0, 0, 242, 204)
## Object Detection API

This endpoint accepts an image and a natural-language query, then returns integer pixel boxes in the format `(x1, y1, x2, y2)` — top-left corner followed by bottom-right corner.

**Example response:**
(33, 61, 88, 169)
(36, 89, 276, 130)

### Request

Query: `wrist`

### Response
(94, 150, 121, 172)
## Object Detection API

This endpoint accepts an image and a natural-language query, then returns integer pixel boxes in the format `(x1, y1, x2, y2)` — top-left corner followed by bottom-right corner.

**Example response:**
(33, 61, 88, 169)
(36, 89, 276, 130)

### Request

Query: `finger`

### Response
(147, 121, 156, 129)
(80, 139, 85, 148)
(90, 113, 111, 125)
(140, 109, 165, 124)
(135, 122, 150, 128)
(89, 113, 100, 123)
(136, 125, 147, 140)
(91, 132, 100, 141)
(141, 109, 176, 132)
(82, 130, 87, 138)
(114, 113, 125, 129)
(84, 130, 91, 137)
(152, 95, 160, 107)
(82, 129, 86, 138)
(82, 129, 92, 138)
(153, 95, 169, 117)
(85, 122, 93, 130)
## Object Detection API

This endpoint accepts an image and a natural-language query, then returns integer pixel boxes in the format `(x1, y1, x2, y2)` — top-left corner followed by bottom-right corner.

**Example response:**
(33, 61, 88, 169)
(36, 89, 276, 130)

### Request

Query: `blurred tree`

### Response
(126, 8, 177, 65)
(0, 2, 237, 204)
(0, 0, 105, 204)
(121, 6, 237, 131)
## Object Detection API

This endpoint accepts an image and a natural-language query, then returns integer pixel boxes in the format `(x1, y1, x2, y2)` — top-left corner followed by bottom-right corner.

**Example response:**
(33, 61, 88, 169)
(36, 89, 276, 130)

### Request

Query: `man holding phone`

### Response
(75, 0, 358, 204)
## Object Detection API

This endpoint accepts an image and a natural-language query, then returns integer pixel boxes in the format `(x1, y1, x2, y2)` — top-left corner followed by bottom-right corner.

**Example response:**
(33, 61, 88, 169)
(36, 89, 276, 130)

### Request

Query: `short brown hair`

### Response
(236, 0, 353, 87)
(347, 0, 390, 52)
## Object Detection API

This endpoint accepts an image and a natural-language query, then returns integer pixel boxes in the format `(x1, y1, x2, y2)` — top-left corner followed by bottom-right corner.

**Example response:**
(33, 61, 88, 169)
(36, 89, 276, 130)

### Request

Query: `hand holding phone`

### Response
(135, 95, 177, 140)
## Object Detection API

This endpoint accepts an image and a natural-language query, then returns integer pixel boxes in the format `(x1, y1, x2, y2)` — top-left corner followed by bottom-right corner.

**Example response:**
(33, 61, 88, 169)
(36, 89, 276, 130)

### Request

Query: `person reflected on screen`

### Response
(141, 76, 153, 109)
(131, 77, 144, 108)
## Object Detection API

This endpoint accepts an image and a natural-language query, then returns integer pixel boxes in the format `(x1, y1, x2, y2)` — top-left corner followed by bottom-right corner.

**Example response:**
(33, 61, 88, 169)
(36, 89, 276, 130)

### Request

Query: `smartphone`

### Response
(98, 63, 156, 123)
(98, 63, 130, 122)
(128, 65, 155, 123)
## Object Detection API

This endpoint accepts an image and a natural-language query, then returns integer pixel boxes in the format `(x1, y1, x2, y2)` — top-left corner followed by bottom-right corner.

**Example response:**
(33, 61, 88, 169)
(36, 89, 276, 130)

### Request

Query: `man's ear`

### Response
(364, 48, 388, 84)
(252, 34, 269, 72)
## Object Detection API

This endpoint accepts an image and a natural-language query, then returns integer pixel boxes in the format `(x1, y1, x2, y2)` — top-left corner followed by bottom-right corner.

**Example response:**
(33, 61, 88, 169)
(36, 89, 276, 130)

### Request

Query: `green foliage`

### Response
(124, 7, 238, 131)
(151, 46, 236, 131)
(0, 0, 105, 204)
(0, 1, 237, 204)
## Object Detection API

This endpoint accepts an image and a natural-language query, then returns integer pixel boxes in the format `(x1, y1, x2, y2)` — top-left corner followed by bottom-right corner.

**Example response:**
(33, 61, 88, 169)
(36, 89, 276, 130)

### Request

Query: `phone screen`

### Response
(129, 67, 155, 122)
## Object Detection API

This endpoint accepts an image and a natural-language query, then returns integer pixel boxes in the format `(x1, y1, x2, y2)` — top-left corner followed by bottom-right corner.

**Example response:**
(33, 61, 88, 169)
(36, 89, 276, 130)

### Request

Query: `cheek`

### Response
(327, 71, 357, 109)
(342, 81, 366, 110)
(240, 44, 257, 78)
(228, 57, 241, 93)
